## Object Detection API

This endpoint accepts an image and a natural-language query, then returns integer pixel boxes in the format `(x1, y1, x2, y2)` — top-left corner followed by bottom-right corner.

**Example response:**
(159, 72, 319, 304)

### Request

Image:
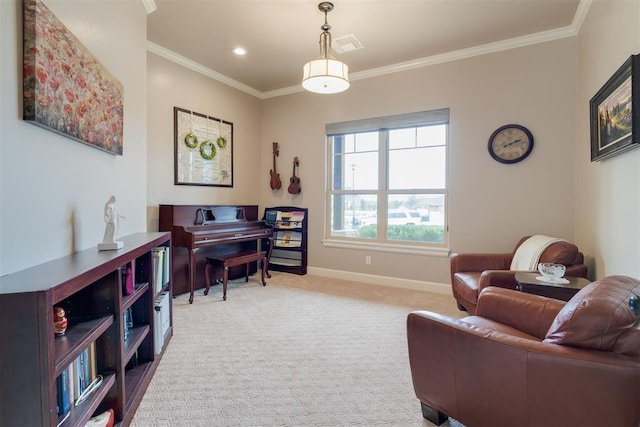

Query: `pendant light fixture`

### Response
(302, 2, 350, 94)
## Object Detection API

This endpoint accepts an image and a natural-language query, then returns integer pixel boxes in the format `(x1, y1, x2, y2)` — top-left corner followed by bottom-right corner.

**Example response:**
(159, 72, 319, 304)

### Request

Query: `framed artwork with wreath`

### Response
(174, 106, 233, 186)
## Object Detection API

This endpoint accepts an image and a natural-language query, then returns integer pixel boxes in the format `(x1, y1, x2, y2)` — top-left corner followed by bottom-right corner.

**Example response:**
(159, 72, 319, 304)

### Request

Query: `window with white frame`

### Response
(325, 109, 449, 249)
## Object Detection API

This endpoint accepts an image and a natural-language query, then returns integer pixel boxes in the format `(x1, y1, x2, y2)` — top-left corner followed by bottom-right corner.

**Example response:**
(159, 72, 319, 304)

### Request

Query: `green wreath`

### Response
(200, 140, 216, 160)
(184, 132, 198, 148)
(217, 136, 228, 148)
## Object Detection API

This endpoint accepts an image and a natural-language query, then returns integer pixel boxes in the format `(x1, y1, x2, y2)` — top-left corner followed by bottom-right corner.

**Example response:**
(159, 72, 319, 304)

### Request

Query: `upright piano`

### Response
(159, 204, 273, 303)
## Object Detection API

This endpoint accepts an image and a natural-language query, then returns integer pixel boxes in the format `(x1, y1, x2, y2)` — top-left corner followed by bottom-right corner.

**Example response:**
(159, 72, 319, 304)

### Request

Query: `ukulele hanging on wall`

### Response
(270, 142, 282, 190)
(288, 157, 301, 194)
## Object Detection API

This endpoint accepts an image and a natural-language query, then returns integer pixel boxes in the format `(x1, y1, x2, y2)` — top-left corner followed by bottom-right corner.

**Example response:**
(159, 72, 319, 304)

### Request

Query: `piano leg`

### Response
(265, 236, 273, 278)
(188, 248, 199, 304)
(260, 255, 267, 286)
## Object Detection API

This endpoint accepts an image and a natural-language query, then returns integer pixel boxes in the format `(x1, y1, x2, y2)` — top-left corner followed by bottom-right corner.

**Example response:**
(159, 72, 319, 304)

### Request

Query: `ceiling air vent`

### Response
(332, 34, 364, 54)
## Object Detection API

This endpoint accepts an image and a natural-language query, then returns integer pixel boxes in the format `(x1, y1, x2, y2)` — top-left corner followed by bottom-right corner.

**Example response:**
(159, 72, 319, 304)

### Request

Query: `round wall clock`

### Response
(487, 124, 534, 164)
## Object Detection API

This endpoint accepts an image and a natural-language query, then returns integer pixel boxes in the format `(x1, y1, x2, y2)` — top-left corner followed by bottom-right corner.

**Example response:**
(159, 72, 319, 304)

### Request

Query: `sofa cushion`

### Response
(544, 275, 640, 351)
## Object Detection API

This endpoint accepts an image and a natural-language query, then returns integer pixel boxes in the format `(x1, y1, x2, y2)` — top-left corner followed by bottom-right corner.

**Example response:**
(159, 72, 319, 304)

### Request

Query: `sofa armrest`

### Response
(406, 310, 640, 426)
(565, 263, 588, 278)
(450, 252, 512, 274)
(476, 287, 565, 339)
(477, 270, 520, 293)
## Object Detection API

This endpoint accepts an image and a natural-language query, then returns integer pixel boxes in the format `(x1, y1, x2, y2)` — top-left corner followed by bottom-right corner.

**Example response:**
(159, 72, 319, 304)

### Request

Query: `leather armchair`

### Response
(407, 280, 640, 427)
(451, 236, 587, 314)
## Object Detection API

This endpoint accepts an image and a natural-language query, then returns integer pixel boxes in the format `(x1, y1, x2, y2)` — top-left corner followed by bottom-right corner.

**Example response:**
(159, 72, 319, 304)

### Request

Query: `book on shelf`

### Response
(154, 291, 170, 355)
(264, 210, 278, 226)
(57, 343, 99, 412)
(274, 210, 305, 228)
(89, 341, 97, 380)
(270, 249, 302, 266)
(123, 307, 133, 341)
(152, 248, 163, 294)
(56, 368, 70, 416)
(274, 230, 302, 247)
(85, 409, 114, 427)
(162, 246, 170, 288)
(152, 246, 170, 293)
(290, 210, 305, 224)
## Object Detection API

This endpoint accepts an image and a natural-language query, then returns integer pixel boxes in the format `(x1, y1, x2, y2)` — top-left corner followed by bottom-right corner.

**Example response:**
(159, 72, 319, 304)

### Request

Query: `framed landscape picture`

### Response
(23, 0, 124, 155)
(590, 54, 640, 162)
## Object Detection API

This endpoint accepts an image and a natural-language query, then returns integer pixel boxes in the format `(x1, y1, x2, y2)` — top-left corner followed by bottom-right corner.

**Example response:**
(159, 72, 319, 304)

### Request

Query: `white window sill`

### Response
(322, 238, 450, 257)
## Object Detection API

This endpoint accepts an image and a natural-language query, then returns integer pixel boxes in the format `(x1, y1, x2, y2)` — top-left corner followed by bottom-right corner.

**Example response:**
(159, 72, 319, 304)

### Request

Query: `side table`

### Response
(514, 271, 591, 302)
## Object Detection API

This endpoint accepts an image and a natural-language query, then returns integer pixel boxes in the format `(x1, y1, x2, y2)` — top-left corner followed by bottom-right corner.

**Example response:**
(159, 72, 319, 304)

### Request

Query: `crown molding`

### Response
(148, 0, 593, 100)
(146, 41, 263, 98)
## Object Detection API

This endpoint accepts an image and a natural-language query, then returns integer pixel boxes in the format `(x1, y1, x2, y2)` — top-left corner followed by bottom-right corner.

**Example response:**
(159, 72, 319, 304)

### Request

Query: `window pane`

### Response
(332, 134, 378, 190)
(389, 128, 416, 149)
(330, 194, 377, 239)
(333, 132, 378, 154)
(354, 132, 378, 152)
(389, 146, 445, 190)
(386, 194, 445, 243)
(417, 124, 447, 147)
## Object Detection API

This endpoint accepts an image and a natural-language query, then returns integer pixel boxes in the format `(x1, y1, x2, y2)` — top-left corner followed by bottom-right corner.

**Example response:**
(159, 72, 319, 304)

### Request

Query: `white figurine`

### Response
(98, 195, 124, 250)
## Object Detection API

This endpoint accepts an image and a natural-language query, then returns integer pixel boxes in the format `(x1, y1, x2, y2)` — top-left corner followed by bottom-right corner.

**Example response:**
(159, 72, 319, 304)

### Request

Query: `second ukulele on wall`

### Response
(288, 157, 301, 194)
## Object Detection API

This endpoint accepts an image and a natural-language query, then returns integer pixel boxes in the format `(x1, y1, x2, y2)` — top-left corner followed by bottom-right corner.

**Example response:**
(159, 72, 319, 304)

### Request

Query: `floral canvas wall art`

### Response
(23, 0, 124, 155)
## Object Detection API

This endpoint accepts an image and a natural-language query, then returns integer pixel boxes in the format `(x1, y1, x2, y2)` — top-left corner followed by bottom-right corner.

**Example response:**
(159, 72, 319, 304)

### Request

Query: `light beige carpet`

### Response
(131, 272, 465, 427)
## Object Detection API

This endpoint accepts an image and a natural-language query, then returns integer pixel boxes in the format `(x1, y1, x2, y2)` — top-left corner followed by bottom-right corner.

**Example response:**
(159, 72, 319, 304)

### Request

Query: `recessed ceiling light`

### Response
(233, 47, 246, 56)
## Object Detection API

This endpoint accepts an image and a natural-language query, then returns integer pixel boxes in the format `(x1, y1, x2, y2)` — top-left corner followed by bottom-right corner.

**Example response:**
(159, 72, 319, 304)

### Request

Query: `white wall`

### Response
(0, 0, 148, 275)
(146, 53, 263, 231)
(575, 0, 640, 279)
(261, 39, 578, 284)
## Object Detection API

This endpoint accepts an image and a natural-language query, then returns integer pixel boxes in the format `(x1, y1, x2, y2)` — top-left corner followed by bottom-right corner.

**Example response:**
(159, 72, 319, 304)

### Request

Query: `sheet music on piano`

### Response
(197, 206, 246, 225)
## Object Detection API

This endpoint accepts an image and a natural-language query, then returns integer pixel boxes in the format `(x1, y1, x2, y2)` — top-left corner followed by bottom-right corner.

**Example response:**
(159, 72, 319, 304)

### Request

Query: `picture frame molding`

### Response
(173, 107, 234, 187)
(589, 54, 640, 162)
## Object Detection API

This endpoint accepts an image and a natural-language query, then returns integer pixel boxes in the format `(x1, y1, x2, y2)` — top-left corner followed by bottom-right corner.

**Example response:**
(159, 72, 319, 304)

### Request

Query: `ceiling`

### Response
(147, 0, 585, 97)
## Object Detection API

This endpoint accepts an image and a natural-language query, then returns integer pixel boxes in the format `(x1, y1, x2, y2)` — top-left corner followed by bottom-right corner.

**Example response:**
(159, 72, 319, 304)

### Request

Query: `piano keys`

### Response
(159, 204, 273, 303)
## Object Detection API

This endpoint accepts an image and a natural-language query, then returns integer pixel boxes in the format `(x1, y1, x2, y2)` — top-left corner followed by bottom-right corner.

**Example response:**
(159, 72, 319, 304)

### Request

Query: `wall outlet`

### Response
(365, 256, 372, 265)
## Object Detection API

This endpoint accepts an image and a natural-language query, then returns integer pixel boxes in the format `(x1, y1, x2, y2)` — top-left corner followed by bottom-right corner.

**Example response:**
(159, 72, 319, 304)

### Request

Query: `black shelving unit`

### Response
(263, 206, 308, 275)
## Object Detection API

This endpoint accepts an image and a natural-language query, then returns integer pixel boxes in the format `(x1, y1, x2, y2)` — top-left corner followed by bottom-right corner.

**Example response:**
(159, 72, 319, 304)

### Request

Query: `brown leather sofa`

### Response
(407, 276, 640, 427)
(451, 236, 588, 314)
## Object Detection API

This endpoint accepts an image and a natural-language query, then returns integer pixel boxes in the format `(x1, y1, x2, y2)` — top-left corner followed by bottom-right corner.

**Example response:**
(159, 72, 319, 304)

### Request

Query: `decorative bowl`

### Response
(538, 263, 566, 281)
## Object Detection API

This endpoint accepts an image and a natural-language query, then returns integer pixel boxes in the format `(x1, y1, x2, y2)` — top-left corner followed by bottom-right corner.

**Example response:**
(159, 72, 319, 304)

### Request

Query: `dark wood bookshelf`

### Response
(0, 232, 173, 427)
(263, 206, 308, 275)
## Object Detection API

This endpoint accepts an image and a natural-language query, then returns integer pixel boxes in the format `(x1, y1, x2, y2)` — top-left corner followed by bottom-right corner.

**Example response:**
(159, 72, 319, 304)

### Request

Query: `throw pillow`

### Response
(544, 275, 640, 351)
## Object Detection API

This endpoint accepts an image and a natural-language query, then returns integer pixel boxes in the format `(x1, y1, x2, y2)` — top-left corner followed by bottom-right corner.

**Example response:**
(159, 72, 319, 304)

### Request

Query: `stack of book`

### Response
(152, 246, 170, 294)
(123, 307, 133, 341)
(56, 343, 99, 419)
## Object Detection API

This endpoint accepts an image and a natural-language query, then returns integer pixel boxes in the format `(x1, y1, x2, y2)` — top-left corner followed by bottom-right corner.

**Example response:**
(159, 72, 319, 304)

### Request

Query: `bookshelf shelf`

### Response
(263, 206, 308, 275)
(123, 325, 150, 364)
(0, 232, 173, 427)
(122, 282, 149, 311)
(54, 315, 113, 376)
(60, 373, 116, 427)
(124, 362, 153, 413)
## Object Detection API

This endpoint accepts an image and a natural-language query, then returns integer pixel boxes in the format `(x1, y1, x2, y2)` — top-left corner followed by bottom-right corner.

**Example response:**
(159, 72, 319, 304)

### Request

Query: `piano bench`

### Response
(204, 251, 267, 300)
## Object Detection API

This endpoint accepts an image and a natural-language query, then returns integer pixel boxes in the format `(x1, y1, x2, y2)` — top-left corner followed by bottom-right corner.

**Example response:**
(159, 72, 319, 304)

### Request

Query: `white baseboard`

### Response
(307, 266, 451, 295)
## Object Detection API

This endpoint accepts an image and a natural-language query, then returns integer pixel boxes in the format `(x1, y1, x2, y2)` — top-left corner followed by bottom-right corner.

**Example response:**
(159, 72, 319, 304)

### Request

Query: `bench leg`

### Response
(222, 266, 229, 301)
(245, 262, 249, 282)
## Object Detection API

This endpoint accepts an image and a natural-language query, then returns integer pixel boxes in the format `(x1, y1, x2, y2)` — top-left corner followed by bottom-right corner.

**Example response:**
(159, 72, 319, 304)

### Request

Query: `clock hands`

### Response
(503, 138, 523, 148)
